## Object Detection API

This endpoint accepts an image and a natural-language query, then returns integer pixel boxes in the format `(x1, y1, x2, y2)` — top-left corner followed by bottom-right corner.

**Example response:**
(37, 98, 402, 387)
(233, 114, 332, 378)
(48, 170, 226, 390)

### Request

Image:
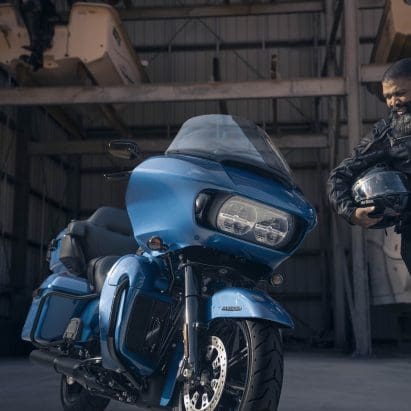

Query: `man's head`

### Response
(382, 58, 411, 136)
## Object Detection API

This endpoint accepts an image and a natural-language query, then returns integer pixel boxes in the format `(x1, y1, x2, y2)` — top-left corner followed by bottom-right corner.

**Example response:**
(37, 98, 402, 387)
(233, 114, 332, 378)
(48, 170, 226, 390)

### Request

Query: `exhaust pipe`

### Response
(30, 349, 103, 391)
(30, 349, 81, 377)
(30, 350, 172, 411)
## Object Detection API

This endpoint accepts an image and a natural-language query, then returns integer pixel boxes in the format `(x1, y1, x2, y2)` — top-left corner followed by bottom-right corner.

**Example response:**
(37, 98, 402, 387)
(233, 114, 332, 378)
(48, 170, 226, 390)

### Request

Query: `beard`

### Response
(390, 102, 411, 138)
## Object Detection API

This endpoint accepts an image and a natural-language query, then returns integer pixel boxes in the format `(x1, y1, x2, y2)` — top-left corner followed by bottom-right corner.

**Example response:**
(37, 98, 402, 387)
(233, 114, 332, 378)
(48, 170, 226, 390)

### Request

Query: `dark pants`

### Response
(401, 229, 411, 274)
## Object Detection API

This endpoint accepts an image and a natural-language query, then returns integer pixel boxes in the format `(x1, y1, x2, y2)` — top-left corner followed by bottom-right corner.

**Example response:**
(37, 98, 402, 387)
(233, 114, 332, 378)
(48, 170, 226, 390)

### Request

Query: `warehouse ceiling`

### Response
(0, 0, 387, 160)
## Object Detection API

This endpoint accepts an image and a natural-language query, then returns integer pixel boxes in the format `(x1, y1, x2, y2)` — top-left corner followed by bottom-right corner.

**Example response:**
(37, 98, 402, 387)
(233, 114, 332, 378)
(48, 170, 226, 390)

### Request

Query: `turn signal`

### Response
(270, 273, 284, 287)
(147, 236, 165, 251)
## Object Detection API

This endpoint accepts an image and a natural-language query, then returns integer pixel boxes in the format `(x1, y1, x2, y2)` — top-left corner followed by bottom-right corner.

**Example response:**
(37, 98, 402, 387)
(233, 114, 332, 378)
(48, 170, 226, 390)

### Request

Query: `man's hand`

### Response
(350, 206, 383, 228)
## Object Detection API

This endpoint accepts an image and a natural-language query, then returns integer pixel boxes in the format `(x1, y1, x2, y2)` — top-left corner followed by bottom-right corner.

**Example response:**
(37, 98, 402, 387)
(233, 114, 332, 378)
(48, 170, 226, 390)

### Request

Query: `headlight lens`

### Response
(216, 196, 294, 249)
(217, 198, 257, 236)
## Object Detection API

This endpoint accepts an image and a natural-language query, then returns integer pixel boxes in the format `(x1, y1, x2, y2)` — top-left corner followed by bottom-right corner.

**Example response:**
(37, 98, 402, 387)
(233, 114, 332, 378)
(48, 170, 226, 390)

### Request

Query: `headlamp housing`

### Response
(195, 192, 296, 250)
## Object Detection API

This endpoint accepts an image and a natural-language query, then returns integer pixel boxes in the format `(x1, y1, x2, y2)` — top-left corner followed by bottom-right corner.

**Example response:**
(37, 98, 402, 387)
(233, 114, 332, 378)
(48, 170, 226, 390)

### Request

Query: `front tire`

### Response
(60, 376, 110, 411)
(173, 319, 283, 411)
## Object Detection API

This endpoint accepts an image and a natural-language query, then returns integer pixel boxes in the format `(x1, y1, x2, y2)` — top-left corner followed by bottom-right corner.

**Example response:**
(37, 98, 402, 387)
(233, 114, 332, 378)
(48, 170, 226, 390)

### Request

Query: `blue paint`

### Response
(48, 229, 67, 273)
(126, 155, 315, 270)
(160, 342, 183, 406)
(21, 273, 96, 344)
(206, 287, 293, 328)
(99, 254, 172, 375)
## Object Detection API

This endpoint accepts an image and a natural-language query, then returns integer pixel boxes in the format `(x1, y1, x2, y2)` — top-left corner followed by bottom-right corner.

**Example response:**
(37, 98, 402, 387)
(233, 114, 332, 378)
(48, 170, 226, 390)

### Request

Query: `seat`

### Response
(58, 207, 137, 292)
(87, 256, 120, 293)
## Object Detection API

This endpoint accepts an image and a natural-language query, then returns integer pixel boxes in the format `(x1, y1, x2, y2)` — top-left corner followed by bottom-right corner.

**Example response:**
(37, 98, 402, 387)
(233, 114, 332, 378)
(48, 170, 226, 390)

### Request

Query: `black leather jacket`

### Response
(328, 118, 411, 223)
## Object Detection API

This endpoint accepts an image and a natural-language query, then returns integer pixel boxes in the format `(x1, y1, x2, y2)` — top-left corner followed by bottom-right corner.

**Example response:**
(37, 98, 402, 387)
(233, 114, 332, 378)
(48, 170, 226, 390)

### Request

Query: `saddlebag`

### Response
(21, 274, 97, 346)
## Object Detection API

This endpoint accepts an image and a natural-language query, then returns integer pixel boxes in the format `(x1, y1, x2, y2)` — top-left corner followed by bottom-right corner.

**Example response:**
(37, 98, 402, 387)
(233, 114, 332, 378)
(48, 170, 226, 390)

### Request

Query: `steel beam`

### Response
(114, 0, 384, 21)
(0, 77, 346, 106)
(81, 160, 330, 176)
(117, 1, 324, 20)
(134, 36, 375, 54)
(82, 120, 380, 140)
(28, 139, 169, 156)
(10, 108, 31, 292)
(28, 134, 328, 156)
(272, 134, 328, 149)
(0, 64, 390, 107)
(344, 0, 372, 357)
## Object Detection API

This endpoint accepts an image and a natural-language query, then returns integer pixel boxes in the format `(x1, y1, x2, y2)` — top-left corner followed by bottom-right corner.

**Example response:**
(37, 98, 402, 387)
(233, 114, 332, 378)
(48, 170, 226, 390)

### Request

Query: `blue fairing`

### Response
(126, 155, 316, 271)
(206, 287, 293, 328)
(160, 342, 183, 407)
(99, 254, 172, 376)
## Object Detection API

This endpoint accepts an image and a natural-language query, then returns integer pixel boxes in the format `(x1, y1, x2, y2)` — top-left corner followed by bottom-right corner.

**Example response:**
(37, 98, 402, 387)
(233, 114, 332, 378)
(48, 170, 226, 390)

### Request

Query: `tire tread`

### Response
(242, 321, 283, 411)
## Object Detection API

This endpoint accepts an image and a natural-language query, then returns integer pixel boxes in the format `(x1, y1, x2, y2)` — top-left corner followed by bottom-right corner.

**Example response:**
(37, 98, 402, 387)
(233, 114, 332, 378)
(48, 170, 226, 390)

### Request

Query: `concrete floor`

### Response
(0, 352, 410, 411)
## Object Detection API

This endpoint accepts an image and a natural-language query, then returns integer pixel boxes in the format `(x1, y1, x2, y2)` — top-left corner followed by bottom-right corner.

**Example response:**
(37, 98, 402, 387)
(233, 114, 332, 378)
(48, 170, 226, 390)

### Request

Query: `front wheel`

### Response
(60, 376, 110, 411)
(173, 319, 283, 411)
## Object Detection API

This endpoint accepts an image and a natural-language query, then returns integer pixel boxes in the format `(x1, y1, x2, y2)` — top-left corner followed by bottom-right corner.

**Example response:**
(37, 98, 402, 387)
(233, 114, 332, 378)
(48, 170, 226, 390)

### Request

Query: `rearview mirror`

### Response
(107, 140, 140, 160)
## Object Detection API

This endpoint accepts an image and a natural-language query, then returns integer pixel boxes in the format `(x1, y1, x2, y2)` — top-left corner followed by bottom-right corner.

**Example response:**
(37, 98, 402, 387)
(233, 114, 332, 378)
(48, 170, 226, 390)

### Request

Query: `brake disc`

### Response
(183, 336, 227, 411)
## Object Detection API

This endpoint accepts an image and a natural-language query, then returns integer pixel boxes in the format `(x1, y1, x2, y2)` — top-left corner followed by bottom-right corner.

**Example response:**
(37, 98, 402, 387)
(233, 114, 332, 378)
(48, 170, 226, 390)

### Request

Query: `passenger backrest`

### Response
(59, 207, 137, 276)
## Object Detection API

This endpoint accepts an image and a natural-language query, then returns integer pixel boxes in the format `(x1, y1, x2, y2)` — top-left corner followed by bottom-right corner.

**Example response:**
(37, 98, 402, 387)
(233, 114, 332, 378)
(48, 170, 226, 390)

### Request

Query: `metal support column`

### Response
(9, 106, 32, 327)
(10, 107, 31, 291)
(344, 0, 372, 356)
(326, 0, 348, 350)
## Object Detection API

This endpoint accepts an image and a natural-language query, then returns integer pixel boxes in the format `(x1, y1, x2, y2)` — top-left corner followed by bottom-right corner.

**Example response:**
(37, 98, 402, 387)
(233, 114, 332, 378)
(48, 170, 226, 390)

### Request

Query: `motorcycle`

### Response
(22, 114, 316, 411)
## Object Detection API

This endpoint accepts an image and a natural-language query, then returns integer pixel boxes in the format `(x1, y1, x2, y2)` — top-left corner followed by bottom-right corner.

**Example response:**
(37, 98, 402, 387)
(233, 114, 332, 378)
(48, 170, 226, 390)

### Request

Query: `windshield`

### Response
(166, 115, 295, 185)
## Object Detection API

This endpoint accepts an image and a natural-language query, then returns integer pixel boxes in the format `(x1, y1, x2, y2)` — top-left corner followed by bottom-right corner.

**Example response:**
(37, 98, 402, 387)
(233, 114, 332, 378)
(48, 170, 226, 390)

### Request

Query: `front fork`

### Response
(181, 261, 201, 379)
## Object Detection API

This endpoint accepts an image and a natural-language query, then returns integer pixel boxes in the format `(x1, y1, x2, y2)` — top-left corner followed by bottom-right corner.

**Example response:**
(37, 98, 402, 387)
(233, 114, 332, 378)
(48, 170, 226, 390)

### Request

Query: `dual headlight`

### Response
(196, 193, 295, 250)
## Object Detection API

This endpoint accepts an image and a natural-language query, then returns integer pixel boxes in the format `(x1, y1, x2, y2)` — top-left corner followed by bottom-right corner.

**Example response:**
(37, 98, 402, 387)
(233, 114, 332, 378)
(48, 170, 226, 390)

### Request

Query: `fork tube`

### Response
(184, 262, 200, 376)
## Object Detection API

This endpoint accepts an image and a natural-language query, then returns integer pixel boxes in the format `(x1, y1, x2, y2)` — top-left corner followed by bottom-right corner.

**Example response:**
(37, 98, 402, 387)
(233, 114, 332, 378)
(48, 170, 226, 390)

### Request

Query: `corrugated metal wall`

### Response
(0, 69, 71, 321)
(0, 101, 16, 320)
(120, 12, 319, 126)
(80, 154, 129, 213)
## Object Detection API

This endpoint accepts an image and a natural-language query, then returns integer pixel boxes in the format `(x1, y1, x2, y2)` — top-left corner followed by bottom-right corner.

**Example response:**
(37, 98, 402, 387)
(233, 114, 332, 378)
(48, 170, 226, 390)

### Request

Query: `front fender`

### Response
(206, 287, 294, 328)
(161, 287, 292, 407)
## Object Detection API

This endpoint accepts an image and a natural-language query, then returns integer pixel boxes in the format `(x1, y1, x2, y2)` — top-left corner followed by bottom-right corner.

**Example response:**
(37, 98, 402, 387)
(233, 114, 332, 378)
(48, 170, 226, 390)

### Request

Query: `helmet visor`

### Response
(352, 171, 410, 203)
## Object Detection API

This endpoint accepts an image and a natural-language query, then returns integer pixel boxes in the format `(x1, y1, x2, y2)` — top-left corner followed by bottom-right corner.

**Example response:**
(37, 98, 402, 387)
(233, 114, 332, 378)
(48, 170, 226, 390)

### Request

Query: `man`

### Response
(328, 58, 411, 271)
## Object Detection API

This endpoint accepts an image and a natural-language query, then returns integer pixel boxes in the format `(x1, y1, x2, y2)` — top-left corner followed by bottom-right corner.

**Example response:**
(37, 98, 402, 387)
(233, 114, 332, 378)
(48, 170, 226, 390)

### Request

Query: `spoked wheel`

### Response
(60, 375, 110, 411)
(174, 320, 283, 411)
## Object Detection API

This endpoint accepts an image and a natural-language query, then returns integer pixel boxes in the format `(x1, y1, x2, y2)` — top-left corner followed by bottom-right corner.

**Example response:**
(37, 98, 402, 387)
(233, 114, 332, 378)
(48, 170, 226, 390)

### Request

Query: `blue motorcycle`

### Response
(22, 114, 316, 411)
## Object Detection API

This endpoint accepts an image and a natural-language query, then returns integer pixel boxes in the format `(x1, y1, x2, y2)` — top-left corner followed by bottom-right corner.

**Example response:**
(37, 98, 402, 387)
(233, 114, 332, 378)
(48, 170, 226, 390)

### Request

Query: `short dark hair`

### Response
(382, 58, 411, 82)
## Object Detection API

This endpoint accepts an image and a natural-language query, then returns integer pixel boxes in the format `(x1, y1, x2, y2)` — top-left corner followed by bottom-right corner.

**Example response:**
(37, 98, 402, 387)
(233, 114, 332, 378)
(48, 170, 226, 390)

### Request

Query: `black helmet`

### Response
(352, 164, 411, 229)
